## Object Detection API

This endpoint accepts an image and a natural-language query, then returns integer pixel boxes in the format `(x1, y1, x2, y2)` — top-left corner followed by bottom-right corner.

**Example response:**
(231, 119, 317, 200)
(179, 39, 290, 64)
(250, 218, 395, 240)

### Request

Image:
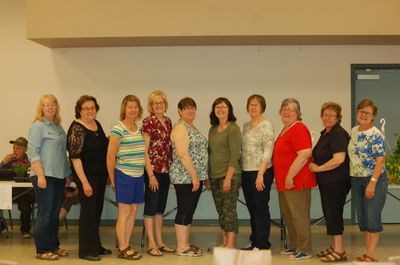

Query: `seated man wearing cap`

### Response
(0, 137, 35, 238)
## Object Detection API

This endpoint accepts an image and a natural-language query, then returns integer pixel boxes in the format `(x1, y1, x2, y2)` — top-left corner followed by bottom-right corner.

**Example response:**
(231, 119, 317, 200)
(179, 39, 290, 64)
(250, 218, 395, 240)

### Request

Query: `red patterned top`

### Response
(142, 113, 173, 173)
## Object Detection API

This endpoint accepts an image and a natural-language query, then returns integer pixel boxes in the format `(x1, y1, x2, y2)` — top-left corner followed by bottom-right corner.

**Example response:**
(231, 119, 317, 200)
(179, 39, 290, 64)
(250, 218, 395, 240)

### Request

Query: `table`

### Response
(0, 181, 33, 238)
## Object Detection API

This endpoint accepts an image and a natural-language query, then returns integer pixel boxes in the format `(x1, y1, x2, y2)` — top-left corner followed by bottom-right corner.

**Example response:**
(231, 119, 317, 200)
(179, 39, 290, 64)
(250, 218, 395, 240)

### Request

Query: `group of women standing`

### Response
(25, 91, 388, 262)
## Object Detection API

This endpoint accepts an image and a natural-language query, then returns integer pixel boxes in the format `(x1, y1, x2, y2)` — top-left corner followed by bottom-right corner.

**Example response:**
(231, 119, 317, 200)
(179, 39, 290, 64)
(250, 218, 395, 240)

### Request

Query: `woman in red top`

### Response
(273, 98, 316, 260)
(142, 90, 174, 256)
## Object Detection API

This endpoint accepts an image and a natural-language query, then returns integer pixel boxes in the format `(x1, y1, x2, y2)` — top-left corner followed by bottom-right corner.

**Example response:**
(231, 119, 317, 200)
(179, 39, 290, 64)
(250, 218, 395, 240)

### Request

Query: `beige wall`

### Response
(3, 0, 400, 154)
(2, 0, 400, 220)
(26, 0, 400, 47)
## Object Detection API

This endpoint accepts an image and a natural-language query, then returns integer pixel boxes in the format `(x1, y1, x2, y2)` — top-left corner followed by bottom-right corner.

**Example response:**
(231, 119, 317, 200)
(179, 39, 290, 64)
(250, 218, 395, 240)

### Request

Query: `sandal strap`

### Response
(363, 254, 378, 262)
(321, 250, 346, 262)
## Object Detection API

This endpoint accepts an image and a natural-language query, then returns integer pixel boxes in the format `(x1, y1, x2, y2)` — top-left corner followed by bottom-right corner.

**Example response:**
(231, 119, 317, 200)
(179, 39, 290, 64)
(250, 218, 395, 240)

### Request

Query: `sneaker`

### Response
(22, 232, 32, 239)
(280, 248, 296, 255)
(241, 242, 255, 250)
(288, 251, 312, 260)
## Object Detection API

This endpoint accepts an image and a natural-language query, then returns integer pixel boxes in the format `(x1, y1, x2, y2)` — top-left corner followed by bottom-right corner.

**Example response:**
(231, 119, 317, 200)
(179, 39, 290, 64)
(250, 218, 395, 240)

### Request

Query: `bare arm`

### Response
(106, 135, 120, 191)
(309, 152, 346, 173)
(143, 133, 159, 191)
(171, 124, 199, 192)
(365, 156, 385, 199)
(285, 148, 312, 189)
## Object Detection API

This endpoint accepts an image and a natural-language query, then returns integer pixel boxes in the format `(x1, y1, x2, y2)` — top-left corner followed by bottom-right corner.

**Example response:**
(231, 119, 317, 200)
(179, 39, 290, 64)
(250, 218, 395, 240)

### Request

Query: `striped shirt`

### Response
(110, 121, 145, 177)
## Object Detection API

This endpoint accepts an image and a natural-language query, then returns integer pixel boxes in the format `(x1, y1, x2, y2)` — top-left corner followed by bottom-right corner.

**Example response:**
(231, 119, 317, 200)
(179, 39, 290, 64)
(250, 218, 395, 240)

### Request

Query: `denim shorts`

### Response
(115, 169, 144, 204)
(351, 172, 388, 232)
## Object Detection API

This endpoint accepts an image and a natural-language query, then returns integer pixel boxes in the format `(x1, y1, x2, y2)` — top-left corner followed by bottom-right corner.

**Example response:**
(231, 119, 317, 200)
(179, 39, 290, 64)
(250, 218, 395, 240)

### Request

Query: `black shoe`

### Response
(99, 247, 112, 255)
(81, 255, 101, 261)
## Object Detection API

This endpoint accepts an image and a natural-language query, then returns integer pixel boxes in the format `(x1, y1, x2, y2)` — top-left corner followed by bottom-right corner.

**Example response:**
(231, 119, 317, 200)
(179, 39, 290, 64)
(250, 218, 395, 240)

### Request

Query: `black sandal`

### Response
(321, 250, 347, 262)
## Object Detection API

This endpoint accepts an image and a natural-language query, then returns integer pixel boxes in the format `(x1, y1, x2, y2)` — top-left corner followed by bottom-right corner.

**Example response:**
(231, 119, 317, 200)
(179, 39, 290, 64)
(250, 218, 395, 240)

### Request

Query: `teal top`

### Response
(208, 122, 242, 179)
(169, 120, 208, 184)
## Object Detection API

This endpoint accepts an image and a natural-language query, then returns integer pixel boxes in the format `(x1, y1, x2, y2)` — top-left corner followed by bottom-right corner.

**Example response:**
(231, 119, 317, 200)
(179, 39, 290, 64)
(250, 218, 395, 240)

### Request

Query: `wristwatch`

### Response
(370, 177, 378, 182)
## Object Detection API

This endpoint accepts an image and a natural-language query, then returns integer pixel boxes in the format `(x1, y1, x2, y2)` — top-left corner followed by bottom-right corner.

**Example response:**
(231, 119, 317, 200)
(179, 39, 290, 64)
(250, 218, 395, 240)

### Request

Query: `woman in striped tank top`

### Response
(107, 95, 145, 260)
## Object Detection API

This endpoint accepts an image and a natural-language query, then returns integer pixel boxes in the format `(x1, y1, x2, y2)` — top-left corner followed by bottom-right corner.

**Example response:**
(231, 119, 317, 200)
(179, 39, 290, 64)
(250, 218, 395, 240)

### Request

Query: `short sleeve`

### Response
(329, 128, 349, 154)
(290, 123, 312, 151)
(67, 123, 85, 159)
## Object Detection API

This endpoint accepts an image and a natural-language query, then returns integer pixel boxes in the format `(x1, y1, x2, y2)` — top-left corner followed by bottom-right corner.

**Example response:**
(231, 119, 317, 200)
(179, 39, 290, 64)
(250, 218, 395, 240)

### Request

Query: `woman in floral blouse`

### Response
(169, 97, 208, 257)
(348, 98, 387, 262)
(142, 90, 174, 256)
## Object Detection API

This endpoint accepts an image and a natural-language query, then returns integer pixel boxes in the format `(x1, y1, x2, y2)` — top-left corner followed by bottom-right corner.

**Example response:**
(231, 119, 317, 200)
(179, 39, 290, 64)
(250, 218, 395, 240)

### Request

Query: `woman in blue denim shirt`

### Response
(348, 98, 387, 262)
(27, 94, 71, 261)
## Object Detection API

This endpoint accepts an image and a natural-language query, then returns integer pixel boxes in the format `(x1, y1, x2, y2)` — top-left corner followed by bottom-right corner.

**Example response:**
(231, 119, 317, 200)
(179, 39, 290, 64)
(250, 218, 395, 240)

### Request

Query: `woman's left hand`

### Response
(149, 177, 159, 192)
(365, 182, 376, 199)
(223, 178, 231, 193)
(255, 175, 265, 191)
(83, 182, 93, 197)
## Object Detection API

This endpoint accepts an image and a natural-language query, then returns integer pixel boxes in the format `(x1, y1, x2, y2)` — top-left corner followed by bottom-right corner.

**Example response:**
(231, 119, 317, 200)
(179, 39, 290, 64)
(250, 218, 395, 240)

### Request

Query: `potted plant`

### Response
(386, 133, 400, 185)
(13, 161, 29, 177)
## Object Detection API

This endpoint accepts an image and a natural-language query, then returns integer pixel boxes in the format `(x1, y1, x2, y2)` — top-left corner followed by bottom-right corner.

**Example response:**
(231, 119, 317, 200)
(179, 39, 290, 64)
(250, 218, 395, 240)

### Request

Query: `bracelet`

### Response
(150, 175, 155, 178)
(370, 177, 378, 182)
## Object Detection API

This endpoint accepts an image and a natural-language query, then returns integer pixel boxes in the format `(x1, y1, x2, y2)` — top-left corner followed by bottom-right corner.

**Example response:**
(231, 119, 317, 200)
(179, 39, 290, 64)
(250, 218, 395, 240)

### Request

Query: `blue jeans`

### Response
(32, 176, 66, 253)
(351, 173, 387, 233)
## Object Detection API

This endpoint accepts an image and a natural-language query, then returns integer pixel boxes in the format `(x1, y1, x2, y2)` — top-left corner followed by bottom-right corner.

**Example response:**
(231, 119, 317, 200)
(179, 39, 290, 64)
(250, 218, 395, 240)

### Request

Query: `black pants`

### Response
(241, 168, 274, 249)
(76, 174, 107, 257)
(318, 180, 351, 235)
(13, 188, 35, 234)
(173, 182, 203, 226)
(143, 172, 170, 216)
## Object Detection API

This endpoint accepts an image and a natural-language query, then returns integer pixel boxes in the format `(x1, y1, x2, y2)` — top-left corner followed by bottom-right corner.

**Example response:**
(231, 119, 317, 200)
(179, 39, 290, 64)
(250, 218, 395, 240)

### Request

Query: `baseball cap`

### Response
(9, 137, 28, 147)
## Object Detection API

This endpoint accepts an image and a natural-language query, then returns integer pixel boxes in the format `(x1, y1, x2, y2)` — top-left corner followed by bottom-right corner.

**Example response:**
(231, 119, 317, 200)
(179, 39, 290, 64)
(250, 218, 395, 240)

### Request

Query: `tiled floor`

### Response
(0, 223, 399, 264)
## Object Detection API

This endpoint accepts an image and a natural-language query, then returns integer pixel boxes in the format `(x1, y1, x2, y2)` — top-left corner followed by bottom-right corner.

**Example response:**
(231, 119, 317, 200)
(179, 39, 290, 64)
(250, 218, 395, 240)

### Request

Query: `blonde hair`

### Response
(147, 90, 169, 113)
(33, 94, 62, 124)
(119, 95, 143, 121)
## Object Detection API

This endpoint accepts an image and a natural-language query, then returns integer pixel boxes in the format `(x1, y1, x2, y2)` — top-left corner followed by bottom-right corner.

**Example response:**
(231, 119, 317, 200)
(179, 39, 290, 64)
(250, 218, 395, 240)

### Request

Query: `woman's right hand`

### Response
(37, 176, 47, 189)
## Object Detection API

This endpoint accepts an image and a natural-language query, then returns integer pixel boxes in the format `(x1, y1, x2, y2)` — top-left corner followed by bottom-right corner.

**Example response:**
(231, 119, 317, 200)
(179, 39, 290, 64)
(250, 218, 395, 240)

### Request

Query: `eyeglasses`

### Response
(81, 107, 96, 112)
(322, 114, 337, 118)
(357, 110, 373, 116)
(215, 106, 228, 110)
(42, 103, 56, 108)
(281, 107, 296, 113)
(152, 101, 165, 106)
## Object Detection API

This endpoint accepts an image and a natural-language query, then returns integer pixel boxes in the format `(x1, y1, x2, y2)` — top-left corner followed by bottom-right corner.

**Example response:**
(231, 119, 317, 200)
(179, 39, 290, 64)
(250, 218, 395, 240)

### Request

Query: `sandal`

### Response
(317, 247, 333, 257)
(356, 254, 378, 262)
(321, 250, 347, 262)
(52, 248, 69, 257)
(147, 248, 163, 256)
(117, 246, 142, 260)
(176, 246, 203, 257)
(159, 245, 176, 253)
(36, 252, 59, 261)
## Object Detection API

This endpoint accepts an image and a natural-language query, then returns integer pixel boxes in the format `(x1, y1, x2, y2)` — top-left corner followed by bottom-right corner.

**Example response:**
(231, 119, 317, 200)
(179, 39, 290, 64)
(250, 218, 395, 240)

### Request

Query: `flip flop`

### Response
(159, 245, 176, 253)
(147, 248, 163, 256)
(36, 252, 59, 261)
(176, 246, 202, 257)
